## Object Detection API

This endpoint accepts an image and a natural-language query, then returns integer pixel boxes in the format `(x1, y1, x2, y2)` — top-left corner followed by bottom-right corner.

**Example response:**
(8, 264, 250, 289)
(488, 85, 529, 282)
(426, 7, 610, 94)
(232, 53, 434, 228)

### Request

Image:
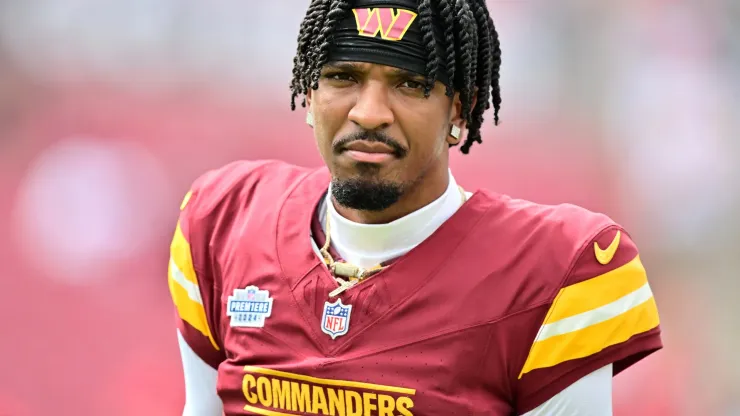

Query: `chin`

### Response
(330, 176, 404, 212)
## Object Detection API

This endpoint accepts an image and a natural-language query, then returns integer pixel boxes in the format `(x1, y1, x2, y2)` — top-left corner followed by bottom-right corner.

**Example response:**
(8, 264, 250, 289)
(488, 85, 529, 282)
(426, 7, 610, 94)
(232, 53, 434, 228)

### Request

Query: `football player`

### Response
(168, 0, 663, 415)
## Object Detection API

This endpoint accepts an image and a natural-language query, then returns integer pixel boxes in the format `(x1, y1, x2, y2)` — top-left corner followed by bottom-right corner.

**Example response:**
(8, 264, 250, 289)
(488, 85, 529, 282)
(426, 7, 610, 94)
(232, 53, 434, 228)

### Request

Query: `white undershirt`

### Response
(317, 170, 467, 269)
(176, 170, 613, 415)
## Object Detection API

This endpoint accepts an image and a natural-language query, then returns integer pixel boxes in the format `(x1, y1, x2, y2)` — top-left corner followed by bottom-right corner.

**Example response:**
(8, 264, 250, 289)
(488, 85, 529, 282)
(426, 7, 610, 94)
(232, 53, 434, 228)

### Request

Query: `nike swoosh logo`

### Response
(594, 230, 621, 265)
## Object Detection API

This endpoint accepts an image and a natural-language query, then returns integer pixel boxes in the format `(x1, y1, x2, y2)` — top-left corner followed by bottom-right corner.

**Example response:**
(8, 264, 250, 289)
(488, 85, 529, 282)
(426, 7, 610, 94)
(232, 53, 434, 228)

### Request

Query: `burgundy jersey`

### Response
(168, 161, 662, 416)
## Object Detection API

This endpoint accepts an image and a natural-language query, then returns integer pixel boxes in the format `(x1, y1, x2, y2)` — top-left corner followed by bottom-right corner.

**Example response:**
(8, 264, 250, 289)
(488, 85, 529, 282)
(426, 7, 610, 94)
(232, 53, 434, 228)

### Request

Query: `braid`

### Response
(461, 0, 493, 153)
(289, 0, 503, 154)
(310, 0, 352, 89)
(453, 0, 476, 126)
(417, 0, 439, 97)
(439, 0, 457, 97)
(306, 1, 333, 71)
(489, 16, 503, 126)
(290, 0, 331, 110)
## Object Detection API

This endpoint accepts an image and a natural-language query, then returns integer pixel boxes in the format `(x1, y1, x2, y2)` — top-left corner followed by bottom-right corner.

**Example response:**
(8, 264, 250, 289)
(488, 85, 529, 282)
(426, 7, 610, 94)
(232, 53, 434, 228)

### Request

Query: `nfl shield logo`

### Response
(321, 299, 352, 340)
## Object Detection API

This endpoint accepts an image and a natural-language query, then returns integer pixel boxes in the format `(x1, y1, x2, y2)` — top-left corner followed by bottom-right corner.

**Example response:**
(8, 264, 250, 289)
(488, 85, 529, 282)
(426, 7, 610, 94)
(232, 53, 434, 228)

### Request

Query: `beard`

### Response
(331, 167, 404, 212)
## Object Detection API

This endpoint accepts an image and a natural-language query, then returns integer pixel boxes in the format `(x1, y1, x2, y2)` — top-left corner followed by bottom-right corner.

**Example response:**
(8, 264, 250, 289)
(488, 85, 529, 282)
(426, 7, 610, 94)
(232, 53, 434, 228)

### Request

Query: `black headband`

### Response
(327, 0, 451, 87)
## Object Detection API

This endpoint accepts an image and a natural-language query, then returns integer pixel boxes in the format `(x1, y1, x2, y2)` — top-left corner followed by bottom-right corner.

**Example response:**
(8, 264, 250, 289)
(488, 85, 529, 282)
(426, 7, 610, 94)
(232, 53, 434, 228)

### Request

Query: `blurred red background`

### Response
(1, 1, 738, 415)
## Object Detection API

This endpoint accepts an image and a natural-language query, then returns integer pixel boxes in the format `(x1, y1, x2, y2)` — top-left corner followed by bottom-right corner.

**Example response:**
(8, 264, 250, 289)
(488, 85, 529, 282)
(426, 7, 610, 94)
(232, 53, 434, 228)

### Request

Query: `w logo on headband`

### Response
(353, 8, 417, 41)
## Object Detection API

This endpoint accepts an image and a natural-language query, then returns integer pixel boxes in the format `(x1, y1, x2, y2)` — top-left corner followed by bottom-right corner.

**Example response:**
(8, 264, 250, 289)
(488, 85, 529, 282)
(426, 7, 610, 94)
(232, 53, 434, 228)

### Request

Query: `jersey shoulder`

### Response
(487, 194, 628, 300)
(169, 159, 314, 367)
(502, 196, 619, 256)
(488, 196, 662, 413)
(181, 159, 312, 228)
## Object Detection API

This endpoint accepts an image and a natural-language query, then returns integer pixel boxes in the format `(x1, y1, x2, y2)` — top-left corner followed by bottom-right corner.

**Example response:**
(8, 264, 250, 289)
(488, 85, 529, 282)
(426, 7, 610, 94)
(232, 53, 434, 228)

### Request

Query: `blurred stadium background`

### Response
(0, 0, 738, 415)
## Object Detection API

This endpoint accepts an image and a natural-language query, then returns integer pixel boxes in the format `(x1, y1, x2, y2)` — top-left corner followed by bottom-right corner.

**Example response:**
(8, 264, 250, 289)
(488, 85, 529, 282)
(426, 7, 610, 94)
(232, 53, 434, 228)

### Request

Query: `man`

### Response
(168, 0, 663, 414)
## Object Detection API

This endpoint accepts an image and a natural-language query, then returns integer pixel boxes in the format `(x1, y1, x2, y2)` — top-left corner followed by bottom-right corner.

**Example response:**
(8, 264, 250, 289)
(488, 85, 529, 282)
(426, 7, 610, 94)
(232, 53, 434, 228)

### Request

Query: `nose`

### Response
(347, 81, 394, 131)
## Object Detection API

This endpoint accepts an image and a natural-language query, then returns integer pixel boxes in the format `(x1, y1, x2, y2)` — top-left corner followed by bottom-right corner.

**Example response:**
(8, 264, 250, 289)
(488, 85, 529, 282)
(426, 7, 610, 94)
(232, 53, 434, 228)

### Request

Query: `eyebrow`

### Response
(324, 62, 424, 80)
(323, 62, 364, 73)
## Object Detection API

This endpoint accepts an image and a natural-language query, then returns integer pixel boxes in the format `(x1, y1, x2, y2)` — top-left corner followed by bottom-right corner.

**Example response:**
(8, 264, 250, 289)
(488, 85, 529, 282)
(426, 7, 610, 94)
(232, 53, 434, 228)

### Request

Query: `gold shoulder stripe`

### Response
(168, 222, 219, 351)
(547, 255, 648, 324)
(518, 255, 659, 377)
(519, 295, 659, 376)
(170, 223, 199, 286)
(180, 190, 193, 211)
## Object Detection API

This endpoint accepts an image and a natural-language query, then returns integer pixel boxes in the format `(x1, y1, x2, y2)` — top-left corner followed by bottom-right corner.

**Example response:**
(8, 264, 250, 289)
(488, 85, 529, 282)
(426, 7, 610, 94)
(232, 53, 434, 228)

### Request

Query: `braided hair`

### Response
(290, 0, 502, 154)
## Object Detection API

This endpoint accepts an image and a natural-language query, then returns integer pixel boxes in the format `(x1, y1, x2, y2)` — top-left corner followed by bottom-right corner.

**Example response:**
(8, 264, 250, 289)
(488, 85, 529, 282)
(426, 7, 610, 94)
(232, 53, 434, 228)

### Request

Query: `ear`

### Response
(305, 89, 314, 127)
(447, 89, 478, 146)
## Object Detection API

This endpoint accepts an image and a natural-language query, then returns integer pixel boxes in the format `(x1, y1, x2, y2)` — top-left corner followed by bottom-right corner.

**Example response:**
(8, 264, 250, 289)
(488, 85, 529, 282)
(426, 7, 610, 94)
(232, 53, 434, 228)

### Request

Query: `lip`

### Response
(344, 150, 396, 163)
(343, 140, 396, 154)
(340, 140, 398, 164)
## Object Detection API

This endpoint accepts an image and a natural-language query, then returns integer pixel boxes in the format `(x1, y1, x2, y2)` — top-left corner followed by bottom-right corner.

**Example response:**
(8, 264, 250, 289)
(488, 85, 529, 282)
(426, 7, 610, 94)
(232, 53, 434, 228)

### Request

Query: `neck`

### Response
(331, 164, 450, 224)
(321, 169, 464, 268)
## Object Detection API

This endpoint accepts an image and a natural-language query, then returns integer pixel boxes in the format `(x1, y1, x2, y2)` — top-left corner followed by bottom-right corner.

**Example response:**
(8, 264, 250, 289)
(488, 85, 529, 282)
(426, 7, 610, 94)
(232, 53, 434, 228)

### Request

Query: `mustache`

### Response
(333, 131, 407, 158)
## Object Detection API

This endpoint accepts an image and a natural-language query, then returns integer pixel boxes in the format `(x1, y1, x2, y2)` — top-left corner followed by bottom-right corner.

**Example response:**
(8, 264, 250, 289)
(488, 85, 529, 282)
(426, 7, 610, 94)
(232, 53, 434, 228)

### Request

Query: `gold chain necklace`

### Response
(323, 186, 468, 298)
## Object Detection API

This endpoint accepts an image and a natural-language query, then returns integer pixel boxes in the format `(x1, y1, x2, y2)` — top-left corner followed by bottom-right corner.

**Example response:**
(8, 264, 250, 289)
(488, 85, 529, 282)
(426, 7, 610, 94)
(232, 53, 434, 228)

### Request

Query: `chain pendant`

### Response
(332, 262, 362, 279)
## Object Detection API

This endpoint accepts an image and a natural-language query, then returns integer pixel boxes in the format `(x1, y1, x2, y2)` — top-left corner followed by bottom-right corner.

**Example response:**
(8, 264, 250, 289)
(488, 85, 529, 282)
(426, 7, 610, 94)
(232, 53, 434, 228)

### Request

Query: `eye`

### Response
(399, 79, 425, 90)
(322, 72, 355, 82)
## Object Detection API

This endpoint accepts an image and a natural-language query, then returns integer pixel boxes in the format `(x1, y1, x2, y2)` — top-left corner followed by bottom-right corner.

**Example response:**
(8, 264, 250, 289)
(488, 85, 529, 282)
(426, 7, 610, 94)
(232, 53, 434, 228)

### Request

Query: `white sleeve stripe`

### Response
(170, 258, 204, 305)
(536, 283, 654, 342)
